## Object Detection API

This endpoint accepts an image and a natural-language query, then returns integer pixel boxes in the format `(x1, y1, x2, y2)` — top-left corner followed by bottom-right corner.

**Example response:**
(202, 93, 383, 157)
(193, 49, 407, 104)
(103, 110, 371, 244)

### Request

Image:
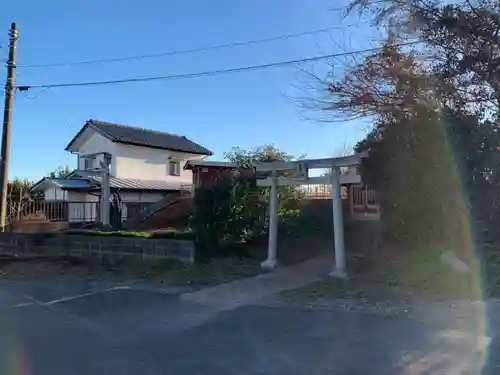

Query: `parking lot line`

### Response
(12, 285, 131, 308)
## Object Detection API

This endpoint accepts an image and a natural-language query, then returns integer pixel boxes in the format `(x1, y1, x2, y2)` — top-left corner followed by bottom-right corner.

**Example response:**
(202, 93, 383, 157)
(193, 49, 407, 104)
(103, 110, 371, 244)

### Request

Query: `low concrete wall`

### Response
(0, 232, 194, 264)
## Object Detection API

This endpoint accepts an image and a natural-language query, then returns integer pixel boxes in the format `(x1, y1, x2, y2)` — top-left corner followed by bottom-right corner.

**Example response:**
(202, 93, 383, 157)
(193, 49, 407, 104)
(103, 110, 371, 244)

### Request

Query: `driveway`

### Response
(0, 277, 497, 375)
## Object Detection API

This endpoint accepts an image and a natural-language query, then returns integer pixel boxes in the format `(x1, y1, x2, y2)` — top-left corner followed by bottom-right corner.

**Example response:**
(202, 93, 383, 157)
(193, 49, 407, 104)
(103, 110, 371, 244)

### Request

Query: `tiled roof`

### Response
(184, 160, 237, 170)
(106, 176, 184, 191)
(30, 177, 96, 192)
(32, 174, 190, 193)
(66, 120, 213, 155)
(77, 172, 188, 191)
(50, 178, 95, 189)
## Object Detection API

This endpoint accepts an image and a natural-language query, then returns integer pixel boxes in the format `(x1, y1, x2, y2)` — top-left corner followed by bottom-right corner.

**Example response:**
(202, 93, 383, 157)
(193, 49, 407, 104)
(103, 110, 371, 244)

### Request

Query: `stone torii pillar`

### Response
(330, 165, 346, 277)
(255, 154, 364, 275)
(261, 169, 278, 269)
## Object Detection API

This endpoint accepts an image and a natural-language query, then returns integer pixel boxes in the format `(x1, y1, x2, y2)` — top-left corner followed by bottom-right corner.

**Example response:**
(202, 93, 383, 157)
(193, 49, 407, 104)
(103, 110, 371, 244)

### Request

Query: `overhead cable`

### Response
(17, 23, 369, 68)
(18, 41, 421, 90)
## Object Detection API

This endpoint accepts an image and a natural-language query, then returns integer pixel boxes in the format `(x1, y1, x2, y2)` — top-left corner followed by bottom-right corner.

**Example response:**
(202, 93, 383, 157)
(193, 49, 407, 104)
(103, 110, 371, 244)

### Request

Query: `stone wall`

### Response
(0, 232, 194, 264)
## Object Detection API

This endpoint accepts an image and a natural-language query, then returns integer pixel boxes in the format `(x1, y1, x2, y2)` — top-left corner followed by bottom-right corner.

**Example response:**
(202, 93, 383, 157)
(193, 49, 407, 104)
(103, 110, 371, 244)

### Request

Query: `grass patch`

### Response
(366, 244, 481, 301)
(277, 277, 404, 304)
(153, 257, 263, 288)
(94, 255, 263, 289)
(278, 243, 484, 305)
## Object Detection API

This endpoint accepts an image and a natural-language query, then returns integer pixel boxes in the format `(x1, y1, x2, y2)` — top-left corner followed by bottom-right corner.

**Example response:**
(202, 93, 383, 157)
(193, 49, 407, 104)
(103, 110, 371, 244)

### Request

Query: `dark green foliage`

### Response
(192, 145, 304, 260)
(45, 165, 72, 179)
(356, 105, 500, 256)
(357, 109, 459, 247)
(192, 184, 234, 260)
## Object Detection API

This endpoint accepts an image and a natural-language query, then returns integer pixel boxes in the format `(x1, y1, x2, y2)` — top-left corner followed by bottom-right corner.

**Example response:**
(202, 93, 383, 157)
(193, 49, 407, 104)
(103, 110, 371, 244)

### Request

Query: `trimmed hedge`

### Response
(61, 229, 195, 240)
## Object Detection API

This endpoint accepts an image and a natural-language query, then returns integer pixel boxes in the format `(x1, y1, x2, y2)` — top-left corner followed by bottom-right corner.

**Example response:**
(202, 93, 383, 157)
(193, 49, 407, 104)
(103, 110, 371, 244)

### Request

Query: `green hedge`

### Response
(61, 229, 195, 240)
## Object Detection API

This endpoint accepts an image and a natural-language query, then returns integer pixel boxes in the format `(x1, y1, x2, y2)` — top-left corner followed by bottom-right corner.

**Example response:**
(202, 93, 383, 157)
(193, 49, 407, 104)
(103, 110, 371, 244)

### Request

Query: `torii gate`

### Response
(253, 153, 366, 277)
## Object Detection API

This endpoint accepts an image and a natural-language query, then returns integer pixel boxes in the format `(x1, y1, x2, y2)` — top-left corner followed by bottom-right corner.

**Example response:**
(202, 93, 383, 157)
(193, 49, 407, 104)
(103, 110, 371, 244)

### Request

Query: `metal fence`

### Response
(300, 184, 349, 200)
(351, 185, 379, 215)
(301, 184, 331, 198)
(6, 200, 155, 224)
(7, 200, 100, 223)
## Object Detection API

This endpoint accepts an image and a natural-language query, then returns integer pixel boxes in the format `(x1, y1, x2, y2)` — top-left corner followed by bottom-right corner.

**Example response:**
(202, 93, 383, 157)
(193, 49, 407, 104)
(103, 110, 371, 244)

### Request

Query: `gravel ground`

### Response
(0, 256, 263, 292)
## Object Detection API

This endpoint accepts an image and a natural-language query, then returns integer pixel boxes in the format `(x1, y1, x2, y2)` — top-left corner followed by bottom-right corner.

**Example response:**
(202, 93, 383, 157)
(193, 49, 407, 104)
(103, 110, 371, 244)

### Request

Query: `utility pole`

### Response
(0, 23, 18, 230)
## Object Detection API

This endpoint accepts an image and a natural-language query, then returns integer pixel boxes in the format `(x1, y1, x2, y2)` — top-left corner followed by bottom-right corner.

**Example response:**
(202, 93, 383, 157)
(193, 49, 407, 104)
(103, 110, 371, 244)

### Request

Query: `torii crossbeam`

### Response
(253, 152, 366, 277)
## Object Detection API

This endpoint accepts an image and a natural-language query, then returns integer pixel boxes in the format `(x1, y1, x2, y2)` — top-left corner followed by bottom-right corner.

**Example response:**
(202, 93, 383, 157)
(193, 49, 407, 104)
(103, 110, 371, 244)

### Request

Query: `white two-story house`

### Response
(31, 119, 213, 222)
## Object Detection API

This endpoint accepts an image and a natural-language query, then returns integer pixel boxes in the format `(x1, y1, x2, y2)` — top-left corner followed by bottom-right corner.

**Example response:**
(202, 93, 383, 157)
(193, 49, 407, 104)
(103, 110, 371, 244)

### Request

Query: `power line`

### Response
(19, 87, 50, 100)
(17, 23, 369, 69)
(329, 0, 392, 12)
(18, 41, 421, 91)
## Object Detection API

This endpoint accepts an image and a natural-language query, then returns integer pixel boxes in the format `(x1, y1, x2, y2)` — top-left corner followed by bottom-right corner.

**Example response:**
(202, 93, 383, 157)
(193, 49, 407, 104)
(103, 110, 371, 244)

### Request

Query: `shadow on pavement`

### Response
(0, 278, 495, 375)
(123, 305, 488, 375)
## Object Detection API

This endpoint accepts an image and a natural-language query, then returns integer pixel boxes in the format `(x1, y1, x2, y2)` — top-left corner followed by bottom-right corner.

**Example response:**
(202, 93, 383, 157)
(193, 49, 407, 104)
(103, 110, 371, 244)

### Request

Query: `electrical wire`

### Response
(16, 22, 369, 68)
(329, 0, 392, 12)
(19, 87, 51, 100)
(18, 41, 421, 90)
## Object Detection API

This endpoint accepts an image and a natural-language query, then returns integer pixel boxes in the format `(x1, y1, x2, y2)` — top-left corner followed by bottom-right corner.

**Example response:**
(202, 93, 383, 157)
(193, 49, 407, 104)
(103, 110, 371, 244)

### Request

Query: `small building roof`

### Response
(183, 160, 238, 170)
(66, 120, 213, 155)
(50, 178, 95, 189)
(31, 172, 190, 193)
(31, 177, 96, 192)
(88, 175, 186, 191)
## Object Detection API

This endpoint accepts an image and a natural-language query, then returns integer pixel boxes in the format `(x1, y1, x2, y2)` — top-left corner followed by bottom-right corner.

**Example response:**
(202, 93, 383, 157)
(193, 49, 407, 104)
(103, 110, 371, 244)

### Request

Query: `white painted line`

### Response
(14, 290, 117, 343)
(12, 302, 34, 308)
(11, 285, 131, 308)
(45, 286, 131, 305)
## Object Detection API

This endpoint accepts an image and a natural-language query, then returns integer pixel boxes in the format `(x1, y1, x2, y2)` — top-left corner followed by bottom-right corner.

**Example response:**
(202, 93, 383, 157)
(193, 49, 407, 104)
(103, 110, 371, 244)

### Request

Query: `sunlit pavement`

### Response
(0, 279, 497, 375)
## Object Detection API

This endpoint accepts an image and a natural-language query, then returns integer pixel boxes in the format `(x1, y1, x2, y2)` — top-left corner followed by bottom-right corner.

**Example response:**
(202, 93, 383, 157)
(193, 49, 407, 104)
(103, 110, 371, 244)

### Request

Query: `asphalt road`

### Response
(0, 279, 497, 375)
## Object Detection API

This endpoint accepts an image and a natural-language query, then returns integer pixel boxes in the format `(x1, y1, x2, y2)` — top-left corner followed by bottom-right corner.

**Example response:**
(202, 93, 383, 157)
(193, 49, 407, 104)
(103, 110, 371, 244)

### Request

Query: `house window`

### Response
(169, 161, 181, 176)
(84, 157, 93, 170)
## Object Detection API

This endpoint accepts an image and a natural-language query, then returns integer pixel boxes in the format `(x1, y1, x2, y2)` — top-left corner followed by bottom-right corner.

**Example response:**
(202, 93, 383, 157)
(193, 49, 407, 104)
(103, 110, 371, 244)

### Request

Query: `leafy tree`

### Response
(8, 178, 34, 201)
(7, 178, 36, 222)
(224, 144, 304, 215)
(193, 145, 303, 259)
(225, 144, 303, 224)
(347, 0, 500, 116)
(224, 144, 297, 165)
(5, 164, 71, 223)
(46, 165, 72, 178)
(313, 38, 473, 251)
(302, 0, 500, 254)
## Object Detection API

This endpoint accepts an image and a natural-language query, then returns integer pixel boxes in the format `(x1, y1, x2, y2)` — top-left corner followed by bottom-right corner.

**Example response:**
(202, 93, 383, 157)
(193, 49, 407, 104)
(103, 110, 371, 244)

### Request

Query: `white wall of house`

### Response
(42, 187, 88, 202)
(72, 128, 207, 185)
(38, 189, 98, 222)
(76, 131, 117, 175)
(66, 191, 98, 222)
(44, 187, 67, 200)
(114, 143, 204, 184)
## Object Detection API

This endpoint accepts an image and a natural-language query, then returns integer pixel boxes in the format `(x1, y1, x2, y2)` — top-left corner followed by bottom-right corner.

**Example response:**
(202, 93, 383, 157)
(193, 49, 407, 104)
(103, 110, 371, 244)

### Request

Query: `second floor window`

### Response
(169, 161, 180, 176)
(84, 157, 93, 170)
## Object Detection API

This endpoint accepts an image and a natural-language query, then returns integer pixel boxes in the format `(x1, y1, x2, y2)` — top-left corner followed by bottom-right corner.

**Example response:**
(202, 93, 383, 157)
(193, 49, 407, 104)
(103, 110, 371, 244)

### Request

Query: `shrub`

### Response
(62, 229, 194, 240)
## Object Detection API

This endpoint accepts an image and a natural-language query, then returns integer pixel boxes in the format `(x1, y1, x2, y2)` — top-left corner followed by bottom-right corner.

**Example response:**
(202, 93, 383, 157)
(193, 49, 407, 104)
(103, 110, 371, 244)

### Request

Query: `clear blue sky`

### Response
(1, 0, 377, 180)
